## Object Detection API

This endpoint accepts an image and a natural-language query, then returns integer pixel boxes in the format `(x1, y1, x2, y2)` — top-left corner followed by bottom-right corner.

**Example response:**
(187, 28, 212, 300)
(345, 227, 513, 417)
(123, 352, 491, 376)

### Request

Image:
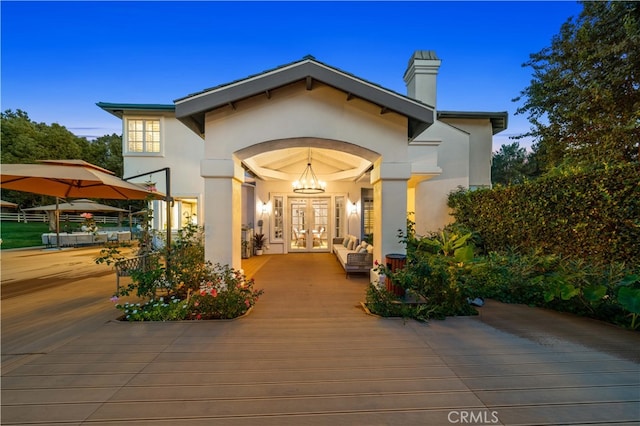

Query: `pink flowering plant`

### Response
(80, 212, 98, 233)
(188, 264, 263, 320)
(113, 262, 263, 321)
(105, 219, 264, 321)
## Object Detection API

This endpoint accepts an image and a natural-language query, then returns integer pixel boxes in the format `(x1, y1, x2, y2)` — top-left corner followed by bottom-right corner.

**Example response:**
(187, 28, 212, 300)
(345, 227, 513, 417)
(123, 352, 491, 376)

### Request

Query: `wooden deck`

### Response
(241, 253, 273, 279)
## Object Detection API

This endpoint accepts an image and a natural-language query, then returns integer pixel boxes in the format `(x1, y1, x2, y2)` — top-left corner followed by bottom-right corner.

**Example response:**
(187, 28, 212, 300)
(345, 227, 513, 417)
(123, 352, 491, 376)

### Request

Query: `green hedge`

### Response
(448, 163, 640, 264)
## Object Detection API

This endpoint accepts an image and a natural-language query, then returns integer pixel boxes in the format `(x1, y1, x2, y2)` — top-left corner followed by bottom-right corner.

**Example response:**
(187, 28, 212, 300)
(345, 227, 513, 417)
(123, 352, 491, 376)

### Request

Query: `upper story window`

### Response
(126, 119, 161, 153)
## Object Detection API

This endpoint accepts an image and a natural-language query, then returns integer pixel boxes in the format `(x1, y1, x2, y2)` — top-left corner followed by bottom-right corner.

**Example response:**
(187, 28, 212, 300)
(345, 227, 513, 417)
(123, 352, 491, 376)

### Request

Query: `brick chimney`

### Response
(403, 51, 441, 109)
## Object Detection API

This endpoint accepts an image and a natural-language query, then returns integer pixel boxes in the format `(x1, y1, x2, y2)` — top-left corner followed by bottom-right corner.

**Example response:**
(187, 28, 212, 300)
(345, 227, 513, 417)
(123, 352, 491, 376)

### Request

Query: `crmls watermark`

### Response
(448, 410, 500, 424)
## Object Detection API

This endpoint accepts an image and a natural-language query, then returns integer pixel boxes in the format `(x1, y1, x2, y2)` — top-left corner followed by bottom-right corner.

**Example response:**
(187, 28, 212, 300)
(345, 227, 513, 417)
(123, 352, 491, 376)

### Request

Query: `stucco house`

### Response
(98, 50, 507, 272)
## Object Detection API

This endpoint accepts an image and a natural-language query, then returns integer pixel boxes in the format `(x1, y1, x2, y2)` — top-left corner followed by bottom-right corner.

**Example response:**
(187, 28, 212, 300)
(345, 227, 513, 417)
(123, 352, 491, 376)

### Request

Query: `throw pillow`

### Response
(347, 239, 355, 251)
(366, 245, 374, 254)
(343, 236, 350, 248)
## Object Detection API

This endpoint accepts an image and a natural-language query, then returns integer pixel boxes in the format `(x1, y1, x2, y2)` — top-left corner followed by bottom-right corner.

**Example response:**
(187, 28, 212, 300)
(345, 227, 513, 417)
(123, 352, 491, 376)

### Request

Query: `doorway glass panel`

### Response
(289, 197, 329, 252)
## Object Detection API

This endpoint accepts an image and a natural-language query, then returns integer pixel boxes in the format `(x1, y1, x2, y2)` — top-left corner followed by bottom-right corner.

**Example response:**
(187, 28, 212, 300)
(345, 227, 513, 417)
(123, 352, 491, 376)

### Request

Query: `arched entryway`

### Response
(235, 138, 381, 256)
(200, 129, 413, 271)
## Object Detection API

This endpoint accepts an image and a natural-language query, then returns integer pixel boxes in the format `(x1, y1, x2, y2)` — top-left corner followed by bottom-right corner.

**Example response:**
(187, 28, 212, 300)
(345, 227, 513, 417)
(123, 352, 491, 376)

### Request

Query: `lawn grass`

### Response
(1, 221, 50, 249)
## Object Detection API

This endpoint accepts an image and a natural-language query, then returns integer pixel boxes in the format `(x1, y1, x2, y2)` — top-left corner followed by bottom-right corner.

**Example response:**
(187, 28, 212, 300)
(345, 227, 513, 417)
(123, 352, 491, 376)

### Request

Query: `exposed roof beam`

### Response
(306, 76, 313, 90)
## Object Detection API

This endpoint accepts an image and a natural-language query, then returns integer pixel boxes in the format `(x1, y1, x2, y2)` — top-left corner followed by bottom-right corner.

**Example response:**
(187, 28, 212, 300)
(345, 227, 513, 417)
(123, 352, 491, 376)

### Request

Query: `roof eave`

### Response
(438, 110, 508, 135)
(96, 102, 175, 119)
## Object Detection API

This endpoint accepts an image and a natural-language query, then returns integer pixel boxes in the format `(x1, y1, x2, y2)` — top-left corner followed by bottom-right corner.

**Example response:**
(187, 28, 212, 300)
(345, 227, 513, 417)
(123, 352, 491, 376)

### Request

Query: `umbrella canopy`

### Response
(1, 160, 163, 247)
(22, 199, 128, 213)
(1, 199, 18, 208)
(1, 160, 163, 200)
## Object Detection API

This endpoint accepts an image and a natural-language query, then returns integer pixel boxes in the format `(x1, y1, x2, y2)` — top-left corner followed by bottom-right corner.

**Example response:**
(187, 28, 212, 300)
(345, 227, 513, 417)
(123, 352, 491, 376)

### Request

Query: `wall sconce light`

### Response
(260, 201, 270, 215)
(349, 202, 358, 215)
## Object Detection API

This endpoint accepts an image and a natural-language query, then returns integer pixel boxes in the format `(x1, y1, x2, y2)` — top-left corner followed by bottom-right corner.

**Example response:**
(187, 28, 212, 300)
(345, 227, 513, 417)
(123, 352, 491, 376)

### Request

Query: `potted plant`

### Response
(253, 233, 265, 255)
(241, 239, 251, 258)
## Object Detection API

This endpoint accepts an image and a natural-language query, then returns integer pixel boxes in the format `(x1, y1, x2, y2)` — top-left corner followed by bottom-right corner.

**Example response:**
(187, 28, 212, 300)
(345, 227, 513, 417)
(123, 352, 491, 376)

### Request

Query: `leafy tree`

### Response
(1, 110, 46, 164)
(492, 142, 528, 185)
(1, 109, 126, 209)
(491, 142, 542, 186)
(514, 1, 640, 170)
(85, 134, 124, 177)
(2, 109, 84, 164)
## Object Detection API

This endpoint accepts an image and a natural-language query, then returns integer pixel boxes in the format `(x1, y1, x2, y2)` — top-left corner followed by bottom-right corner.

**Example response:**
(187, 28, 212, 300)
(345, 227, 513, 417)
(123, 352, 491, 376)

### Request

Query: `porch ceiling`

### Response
(243, 147, 371, 182)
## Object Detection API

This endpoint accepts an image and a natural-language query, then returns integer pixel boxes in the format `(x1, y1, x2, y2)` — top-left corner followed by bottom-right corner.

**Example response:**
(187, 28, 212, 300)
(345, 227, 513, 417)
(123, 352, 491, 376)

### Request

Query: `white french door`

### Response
(289, 197, 330, 252)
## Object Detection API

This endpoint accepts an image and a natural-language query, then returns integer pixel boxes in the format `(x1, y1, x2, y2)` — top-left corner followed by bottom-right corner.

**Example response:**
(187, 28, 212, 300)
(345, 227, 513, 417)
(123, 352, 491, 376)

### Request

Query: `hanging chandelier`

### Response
(292, 149, 326, 194)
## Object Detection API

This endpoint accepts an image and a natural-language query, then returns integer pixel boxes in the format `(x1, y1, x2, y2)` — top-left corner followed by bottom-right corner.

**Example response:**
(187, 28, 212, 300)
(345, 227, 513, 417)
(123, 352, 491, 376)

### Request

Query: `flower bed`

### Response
(101, 218, 264, 321)
(114, 271, 263, 321)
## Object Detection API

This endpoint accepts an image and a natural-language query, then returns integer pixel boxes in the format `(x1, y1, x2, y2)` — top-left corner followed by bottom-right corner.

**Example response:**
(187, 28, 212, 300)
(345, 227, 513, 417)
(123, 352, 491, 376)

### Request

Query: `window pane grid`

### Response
(335, 196, 344, 238)
(273, 197, 284, 240)
(127, 119, 160, 153)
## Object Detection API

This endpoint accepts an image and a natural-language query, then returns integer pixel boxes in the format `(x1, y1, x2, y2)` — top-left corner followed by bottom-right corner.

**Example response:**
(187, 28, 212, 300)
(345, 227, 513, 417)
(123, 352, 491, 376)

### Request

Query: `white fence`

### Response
(1, 212, 124, 225)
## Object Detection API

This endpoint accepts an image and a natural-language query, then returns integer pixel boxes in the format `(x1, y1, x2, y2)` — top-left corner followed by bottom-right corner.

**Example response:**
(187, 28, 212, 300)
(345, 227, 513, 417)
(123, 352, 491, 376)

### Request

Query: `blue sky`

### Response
(1, 1, 583, 150)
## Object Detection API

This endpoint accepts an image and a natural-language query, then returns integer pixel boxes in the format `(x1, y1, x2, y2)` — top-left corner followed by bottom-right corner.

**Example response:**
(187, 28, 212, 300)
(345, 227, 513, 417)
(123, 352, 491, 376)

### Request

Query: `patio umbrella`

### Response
(1, 160, 163, 248)
(1, 160, 163, 200)
(22, 199, 129, 231)
(1, 199, 18, 208)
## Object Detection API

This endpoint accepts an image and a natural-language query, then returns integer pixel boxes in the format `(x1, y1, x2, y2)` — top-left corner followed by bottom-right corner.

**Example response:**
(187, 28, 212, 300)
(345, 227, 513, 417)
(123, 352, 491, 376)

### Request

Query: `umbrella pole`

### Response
(55, 197, 61, 249)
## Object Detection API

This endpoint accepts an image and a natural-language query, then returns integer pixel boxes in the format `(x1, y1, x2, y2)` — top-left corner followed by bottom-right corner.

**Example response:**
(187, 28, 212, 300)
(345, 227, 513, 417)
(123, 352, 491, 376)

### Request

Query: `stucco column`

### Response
(370, 161, 411, 264)
(201, 158, 244, 270)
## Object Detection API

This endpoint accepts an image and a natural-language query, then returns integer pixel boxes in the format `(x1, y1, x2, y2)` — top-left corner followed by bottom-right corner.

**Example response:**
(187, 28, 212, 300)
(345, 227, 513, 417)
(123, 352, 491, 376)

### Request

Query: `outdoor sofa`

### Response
(332, 234, 374, 278)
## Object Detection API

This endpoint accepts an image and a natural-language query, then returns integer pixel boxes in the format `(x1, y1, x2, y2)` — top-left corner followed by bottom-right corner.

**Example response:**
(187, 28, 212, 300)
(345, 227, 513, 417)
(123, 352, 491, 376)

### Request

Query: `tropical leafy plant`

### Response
(617, 275, 640, 329)
(367, 220, 478, 321)
(253, 233, 266, 250)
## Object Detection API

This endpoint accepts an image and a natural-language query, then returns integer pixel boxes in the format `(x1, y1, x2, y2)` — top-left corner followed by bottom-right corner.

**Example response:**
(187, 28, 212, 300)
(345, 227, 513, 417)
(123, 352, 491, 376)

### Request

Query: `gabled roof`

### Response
(174, 56, 435, 141)
(437, 110, 508, 135)
(96, 103, 175, 119)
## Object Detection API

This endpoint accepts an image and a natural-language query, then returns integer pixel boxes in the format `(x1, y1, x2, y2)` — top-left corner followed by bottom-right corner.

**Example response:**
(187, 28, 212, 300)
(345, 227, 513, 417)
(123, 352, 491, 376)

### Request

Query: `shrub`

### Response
(464, 250, 556, 305)
(448, 162, 640, 264)
(367, 221, 478, 321)
(188, 264, 264, 320)
(166, 219, 209, 297)
(446, 163, 640, 329)
(115, 295, 189, 321)
(463, 251, 640, 329)
(114, 263, 264, 321)
(102, 214, 265, 321)
(387, 253, 474, 318)
(364, 284, 437, 322)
